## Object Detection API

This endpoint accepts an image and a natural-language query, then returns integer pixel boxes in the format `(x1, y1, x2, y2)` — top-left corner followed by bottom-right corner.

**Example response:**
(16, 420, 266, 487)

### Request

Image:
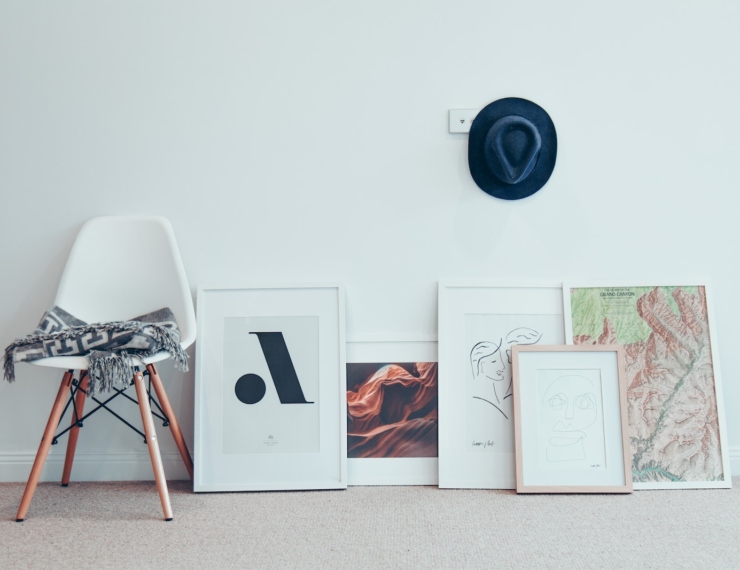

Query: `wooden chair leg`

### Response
(133, 371, 173, 521)
(61, 371, 89, 486)
(146, 363, 194, 480)
(16, 371, 74, 522)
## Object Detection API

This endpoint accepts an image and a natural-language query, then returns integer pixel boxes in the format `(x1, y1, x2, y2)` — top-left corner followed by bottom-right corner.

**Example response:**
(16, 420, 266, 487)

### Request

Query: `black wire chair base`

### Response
(51, 367, 170, 446)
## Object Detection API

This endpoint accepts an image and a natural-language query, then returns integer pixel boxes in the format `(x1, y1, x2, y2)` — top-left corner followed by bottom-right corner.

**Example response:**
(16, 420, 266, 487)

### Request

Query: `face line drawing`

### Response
(540, 374, 598, 463)
(469, 328, 544, 422)
(470, 339, 508, 419)
(503, 327, 544, 396)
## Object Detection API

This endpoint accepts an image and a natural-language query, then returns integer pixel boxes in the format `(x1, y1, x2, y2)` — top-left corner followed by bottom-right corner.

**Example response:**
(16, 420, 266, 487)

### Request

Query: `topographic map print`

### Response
(570, 286, 724, 483)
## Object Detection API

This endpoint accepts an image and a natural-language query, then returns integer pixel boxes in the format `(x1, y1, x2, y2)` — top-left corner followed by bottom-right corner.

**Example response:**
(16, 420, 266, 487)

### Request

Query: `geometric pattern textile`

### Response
(3, 306, 188, 395)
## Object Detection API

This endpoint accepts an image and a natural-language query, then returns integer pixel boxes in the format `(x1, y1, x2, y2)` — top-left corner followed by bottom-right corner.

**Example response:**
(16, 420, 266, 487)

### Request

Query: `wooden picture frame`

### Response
(437, 280, 565, 489)
(563, 282, 731, 490)
(512, 345, 632, 494)
(194, 284, 347, 492)
(346, 335, 438, 486)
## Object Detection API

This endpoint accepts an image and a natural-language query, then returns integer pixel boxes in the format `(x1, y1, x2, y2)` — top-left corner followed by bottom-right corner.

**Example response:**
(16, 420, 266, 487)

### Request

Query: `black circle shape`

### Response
(468, 97, 557, 201)
(235, 373, 267, 405)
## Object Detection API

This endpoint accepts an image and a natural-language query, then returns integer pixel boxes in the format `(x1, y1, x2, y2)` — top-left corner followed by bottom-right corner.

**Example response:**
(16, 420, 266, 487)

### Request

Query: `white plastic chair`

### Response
(15, 215, 196, 522)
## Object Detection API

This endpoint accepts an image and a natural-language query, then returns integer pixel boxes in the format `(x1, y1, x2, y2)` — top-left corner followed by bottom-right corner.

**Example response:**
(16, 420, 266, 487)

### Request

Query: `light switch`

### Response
(449, 109, 480, 134)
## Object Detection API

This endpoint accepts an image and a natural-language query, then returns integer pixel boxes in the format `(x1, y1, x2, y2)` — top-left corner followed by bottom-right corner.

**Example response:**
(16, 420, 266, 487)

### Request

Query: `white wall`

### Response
(1, 1, 739, 482)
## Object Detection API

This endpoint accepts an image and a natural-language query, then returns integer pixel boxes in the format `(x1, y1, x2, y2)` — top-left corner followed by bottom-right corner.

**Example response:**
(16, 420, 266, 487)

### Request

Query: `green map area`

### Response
(570, 286, 699, 345)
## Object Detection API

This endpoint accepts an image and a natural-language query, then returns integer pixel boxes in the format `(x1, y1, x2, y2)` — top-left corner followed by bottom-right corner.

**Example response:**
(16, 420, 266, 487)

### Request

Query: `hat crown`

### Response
(483, 115, 542, 185)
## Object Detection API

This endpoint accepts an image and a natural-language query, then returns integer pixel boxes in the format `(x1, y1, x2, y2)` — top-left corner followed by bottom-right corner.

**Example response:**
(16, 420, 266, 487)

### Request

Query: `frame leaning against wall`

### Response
(437, 280, 565, 489)
(194, 284, 347, 492)
(563, 281, 731, 490)
(512, 344, 632, 494)
(346, 335, 439, 486)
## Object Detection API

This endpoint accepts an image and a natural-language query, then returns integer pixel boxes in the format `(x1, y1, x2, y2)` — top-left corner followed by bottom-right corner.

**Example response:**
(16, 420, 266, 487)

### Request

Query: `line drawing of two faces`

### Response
(469, 327, 542, 420)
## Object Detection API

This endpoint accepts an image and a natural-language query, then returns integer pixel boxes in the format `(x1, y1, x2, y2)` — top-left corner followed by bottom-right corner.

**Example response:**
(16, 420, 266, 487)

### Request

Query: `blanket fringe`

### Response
(2, 347, 14, 384)
(3, 321, 189, 396)
(87, 351, 137, 394)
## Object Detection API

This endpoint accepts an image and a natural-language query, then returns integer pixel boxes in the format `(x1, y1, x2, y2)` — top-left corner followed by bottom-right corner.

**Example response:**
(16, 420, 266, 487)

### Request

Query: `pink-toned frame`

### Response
(512, 344, 632, 494)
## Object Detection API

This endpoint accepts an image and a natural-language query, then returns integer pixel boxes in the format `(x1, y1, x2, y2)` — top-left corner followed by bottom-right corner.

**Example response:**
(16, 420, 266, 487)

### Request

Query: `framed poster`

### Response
(513, 345, 632, 494)
(346, 335, 438, 486)
(563, 282, 731, 490)
(438, 280, 565, 489)
(194, 284, 347, 492)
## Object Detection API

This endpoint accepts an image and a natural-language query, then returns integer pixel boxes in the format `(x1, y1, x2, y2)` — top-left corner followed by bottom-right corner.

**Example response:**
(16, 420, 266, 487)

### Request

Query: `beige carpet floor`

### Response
(1, 479, 739, 569)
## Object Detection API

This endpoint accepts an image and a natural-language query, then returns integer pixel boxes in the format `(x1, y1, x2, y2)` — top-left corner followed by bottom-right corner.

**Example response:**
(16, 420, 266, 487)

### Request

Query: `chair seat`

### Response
(30, 350, 174, 371)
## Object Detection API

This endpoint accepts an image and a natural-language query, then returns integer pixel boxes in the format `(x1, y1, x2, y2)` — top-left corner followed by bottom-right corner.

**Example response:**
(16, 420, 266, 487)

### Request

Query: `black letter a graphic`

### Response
(250, 332, 314, 404)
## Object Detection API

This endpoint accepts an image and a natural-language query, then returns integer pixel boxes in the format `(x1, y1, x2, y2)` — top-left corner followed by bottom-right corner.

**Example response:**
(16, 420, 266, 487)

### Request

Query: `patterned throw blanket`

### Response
(3, 306, 189, 395)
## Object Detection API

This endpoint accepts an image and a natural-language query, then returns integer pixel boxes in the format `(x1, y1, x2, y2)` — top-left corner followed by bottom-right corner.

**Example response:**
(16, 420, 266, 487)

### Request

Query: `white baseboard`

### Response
(0, 450, 190, 483)
(730, 446, 740, 478)
(2, 447, 738, 484)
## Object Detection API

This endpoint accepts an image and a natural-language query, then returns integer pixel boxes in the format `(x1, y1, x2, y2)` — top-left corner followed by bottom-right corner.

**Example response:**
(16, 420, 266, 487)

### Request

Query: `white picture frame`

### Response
(513, 345, 632, 494)
(437, 280, 565, 489)
(563, 281, 731, 490)
(346, 335, 438, 486)
(194, 284, 347, 492)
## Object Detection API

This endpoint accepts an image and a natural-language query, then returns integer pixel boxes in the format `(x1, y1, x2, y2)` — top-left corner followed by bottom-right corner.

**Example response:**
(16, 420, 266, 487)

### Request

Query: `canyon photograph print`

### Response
(346, 362, 438, 458)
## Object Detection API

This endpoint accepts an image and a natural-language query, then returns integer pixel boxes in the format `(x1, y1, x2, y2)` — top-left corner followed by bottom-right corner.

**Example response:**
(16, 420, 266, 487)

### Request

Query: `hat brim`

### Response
(468, 98, 557, 200)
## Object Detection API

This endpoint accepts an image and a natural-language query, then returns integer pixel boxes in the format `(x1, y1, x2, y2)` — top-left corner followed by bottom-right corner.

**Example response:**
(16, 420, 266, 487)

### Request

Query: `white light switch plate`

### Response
(449, 109, 480, 133)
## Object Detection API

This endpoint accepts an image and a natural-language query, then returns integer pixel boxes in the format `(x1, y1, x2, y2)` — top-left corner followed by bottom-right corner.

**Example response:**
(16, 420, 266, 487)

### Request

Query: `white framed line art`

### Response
(346, 335, 438, 486)
(512, 345, 633, 494)
(194, 284, 347, 492)
(563, 281, 731, 490)
(438, 280, 565, 489)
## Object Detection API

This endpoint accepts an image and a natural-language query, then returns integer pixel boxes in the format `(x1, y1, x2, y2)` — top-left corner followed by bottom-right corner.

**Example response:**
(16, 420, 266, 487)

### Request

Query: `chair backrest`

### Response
(55, 216, 196, 348)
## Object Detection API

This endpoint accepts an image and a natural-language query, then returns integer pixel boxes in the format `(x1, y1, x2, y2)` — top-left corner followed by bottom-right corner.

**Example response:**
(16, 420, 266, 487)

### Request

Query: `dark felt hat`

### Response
(468, 97, 557, 200)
